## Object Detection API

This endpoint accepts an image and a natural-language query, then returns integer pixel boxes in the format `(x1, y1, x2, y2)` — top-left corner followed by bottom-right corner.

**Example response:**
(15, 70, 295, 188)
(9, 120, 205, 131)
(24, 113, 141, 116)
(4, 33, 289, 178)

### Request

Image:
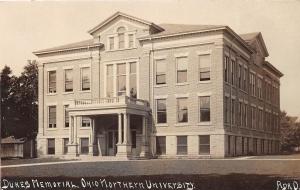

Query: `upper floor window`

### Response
(129, 62, 137, 98)
(64, 105, 69, 128)
(117, 27, 126, 49)
(224, 56, 229, 83)
(156, 59, 166, 85)
(176, 57, 188, 84)
(109, 37, 114, 50)
(238, 64, 242, 89)
(199, 96, 210, 122)
(177, 98, 188, 123)
(48, 70, 56, 94)
(128, 34, 134, 48)
(81, 116, 91, 127)
(117, 63, 126, 96)
(199, 54, 210, 81)
(106, 65, 114, 97)
(64, 69, 73, 92)
(81, 67, 90, 91)
(257, 77, 262, 99)
(250, 73, 256, 96)
(231, 59, 236, 85)
(224, 96, 230, 124)
(48, 106, 56, 128)
(156, 99, 167, 124)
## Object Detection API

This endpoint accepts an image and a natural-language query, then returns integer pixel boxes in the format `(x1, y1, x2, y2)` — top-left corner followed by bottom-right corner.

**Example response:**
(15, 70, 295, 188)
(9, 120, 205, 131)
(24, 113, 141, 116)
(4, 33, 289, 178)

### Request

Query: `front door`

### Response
(107, 131, 118, 156)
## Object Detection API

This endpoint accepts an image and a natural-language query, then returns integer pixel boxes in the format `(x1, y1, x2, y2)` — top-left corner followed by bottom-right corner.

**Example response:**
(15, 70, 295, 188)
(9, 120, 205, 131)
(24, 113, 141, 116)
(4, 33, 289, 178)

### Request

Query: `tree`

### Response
(280, 111, 300, 152)
(1, 60, 38, 139)
(1, 66, 14, 137)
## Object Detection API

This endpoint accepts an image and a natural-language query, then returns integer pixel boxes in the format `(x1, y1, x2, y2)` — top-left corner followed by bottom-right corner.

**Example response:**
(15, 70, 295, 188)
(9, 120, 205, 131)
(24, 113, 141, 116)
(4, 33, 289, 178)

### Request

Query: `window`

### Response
(117, 63, 126, 96)
(199, 135, 210, 154)
(48, 106, 56, 128)
(176, 57, 188, 83)
(228, 135, 231, 155)
(238, 64, 242, 88)
(225, 96, 230, 123)
(199, 96, 210, 122)
(244, 67, 248, 92)
(250, 73, 256, 96)
(48, 70, 56, 93)
(238, 102, 242, 126)
(253, 138, 257, 154)
(64, 105, 69, 128)
(177, 136, 187, 155)
(156, 136, 166, 155)
(242, 137, 245, 155)
(81, 67, 90, 91)
(129, 62, 137, 98)
(80, 138, 89, 154)
(199, 54, 210, 81)
(128, 34, 134, 48)
(177, 98, 188, 123)
(156, 99, 167, 124)
(257, 77, 262, 99)
(156, 59, 166, 85)
(81, 117, 91, 127)
(224, 56, 229, 83)
(231, 99, 235, 125)
(231, 59, 236, 85)
(47, 138, 55, 155)
(131, 131, 136, 148)
(63, 138, 69, 154)
(244, 104, 248, 127)
(117, 27, 125, 49)
(251, 107, 256, 129)
(64, 69, 73, 92)
(106, 65, 114, 97)
(109, 37, 114, 50)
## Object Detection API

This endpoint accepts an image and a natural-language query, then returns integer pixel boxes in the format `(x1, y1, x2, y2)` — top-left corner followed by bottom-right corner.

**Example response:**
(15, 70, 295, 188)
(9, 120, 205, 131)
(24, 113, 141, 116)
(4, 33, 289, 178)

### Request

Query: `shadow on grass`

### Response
(1, 157, 76, 166)
(2, 174, 299, 190)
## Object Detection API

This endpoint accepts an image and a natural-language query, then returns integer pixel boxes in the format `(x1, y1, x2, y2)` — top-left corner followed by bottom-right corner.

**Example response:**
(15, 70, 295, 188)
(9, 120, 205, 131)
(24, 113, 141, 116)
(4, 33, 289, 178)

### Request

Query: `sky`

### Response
(0, 0, 300, 116)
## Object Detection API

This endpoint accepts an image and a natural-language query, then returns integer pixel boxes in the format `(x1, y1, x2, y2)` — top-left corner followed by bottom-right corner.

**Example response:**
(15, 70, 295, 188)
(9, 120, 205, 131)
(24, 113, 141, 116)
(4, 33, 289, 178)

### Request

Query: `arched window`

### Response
(117, 27, 126, 49)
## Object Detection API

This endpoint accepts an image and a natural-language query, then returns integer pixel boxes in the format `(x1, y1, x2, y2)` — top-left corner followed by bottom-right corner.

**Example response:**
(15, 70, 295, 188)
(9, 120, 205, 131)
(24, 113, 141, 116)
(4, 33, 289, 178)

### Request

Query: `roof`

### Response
(1, 136, 25, 144)
(88, 11, 164, 35)
(33, 39, 103, 56)
(239, 32, 260, 42)
(263, 61, 284, 77)
(140, 23, 226, 39)
(240, 32, 269, 57)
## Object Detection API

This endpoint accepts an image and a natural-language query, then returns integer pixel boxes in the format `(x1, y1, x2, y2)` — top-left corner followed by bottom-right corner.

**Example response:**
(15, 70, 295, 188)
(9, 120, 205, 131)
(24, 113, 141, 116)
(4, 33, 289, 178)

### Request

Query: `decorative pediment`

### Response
(88, 12, 164, 36)
(240, 32, 269, 57)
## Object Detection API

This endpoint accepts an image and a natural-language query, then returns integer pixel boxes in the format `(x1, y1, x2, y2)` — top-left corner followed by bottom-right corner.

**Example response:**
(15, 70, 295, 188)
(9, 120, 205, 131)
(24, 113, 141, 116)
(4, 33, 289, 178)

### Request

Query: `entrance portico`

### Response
(66, 96, 150, 159)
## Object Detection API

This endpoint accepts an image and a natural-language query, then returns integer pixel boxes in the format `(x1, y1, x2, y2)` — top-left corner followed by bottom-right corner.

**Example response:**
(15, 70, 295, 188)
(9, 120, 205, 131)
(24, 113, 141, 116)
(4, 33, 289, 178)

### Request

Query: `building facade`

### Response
(34, 12, 283, 159)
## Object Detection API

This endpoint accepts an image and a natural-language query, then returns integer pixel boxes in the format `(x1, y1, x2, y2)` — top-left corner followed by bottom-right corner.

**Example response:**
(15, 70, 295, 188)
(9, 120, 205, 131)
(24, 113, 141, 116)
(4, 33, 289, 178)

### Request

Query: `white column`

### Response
(90, 118, 95, 144)
(69, 116, 73, 143)
(127, 114, 131, 144)
(123, 113, 128, 144)
(118, 113, 122, 144)
(74, 116, 78, 144)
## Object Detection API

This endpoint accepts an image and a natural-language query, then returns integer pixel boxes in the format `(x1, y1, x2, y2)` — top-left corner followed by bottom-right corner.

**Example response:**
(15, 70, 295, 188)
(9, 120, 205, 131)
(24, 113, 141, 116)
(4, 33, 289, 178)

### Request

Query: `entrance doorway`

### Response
(107, 131, 118, 156)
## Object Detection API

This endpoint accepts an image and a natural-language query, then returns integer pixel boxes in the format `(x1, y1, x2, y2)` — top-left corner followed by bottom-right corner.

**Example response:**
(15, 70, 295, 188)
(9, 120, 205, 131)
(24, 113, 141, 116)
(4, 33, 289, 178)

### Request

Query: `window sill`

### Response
(155, 123, 168, 127)
(175, 82, 189, 86)
(154, 84, 167, 88)
(63, 127, 69, 130)
(196, 122, 212, 126)
(198, 80, 211, 84)
(46, 128, 57, 131)
(174, 123, 189, 127)
(79, 90, 91, 93)
(80, 127, 91, 130)
(62, 91, 74, 95)
(46, 93, 57, 96)
(106, 47, 137, 52)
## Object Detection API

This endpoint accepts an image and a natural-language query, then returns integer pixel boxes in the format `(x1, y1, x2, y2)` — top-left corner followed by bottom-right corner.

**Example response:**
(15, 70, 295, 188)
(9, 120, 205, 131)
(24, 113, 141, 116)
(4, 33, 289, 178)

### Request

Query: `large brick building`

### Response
(34, 12, 283, 159)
